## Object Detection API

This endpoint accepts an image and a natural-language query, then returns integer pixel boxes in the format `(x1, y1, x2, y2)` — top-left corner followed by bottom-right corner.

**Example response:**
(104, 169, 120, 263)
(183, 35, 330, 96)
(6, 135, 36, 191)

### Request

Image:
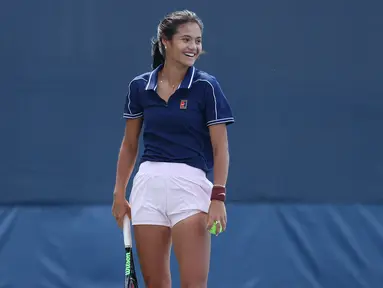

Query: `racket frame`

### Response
(123, 215, 139, 288)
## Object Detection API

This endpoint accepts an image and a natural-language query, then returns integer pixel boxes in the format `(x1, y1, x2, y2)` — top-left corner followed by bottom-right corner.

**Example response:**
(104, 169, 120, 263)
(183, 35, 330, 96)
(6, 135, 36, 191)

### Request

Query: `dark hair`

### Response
(151, 10, 204, 69)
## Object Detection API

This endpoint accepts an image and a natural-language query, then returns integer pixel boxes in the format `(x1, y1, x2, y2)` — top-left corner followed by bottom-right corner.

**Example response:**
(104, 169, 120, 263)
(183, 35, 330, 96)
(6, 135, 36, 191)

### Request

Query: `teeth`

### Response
(184, 53, 195, 57)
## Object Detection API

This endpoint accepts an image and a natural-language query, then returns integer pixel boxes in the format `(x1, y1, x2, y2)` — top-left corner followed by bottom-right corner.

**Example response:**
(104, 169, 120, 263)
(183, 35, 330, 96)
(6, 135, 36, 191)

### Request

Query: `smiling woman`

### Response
(112, 9, 235, 288)
(151, 10, 204, 70)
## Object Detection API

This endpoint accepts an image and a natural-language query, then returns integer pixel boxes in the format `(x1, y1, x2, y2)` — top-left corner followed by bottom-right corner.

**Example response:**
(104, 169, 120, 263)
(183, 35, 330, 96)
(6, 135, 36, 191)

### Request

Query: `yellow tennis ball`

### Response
(209, 221, 223, 235)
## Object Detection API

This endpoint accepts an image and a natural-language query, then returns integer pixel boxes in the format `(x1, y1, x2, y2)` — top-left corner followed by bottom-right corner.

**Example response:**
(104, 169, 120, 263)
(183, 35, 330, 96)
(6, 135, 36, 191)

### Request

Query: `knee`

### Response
(144, 276, 171, 288)
(181, 279, 208, 288)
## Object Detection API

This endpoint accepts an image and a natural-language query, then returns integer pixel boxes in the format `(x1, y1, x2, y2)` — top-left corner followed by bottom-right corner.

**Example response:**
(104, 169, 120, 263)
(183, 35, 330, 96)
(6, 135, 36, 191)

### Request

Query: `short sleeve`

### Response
(123, 79, 143, 119)
(205, 77, 235, 126)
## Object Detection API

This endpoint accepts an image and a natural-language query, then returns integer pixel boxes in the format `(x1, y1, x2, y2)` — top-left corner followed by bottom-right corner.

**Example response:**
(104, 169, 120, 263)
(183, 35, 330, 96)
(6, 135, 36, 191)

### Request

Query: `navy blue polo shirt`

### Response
(123, 65, 235, 173)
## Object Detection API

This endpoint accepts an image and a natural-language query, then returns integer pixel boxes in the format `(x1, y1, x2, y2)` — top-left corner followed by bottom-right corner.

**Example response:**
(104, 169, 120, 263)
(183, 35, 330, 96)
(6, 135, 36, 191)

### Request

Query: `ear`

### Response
(161, 38, 170, 49)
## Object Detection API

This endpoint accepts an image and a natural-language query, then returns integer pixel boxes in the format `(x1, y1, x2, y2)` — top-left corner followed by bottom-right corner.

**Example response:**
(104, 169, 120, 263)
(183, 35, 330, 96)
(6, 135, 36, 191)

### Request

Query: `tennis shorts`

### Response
(129, 161, 213, 227)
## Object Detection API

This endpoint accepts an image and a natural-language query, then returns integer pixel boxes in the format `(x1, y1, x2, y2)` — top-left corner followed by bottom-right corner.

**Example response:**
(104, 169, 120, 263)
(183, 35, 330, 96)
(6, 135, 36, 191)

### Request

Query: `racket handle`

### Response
(123, 214, 132, 247)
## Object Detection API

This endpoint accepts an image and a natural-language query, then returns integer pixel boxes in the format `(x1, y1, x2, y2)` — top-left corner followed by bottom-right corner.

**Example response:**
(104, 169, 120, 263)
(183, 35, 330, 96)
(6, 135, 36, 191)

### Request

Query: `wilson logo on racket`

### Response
(123, 216, 139, 288)
(125, 252, 131, 275)
(180, 100, 188, 109)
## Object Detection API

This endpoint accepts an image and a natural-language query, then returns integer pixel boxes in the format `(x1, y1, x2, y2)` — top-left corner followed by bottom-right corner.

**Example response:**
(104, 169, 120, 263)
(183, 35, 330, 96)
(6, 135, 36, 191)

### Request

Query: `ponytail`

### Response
(151, 38, 165, 69)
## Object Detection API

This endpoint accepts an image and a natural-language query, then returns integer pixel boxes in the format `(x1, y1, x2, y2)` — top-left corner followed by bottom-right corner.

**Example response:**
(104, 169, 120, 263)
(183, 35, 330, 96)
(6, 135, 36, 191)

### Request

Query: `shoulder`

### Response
(192, 68, 220, 87)
(128, 72, 150, 90)
(129, 71, 152, 92)
(124, 72, 151, 103)
(191, 68, 226, 99)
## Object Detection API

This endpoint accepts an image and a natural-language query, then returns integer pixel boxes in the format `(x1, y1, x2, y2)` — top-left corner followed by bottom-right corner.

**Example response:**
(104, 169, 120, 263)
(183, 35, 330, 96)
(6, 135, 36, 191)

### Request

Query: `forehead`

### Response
(175, 22, 202, 37)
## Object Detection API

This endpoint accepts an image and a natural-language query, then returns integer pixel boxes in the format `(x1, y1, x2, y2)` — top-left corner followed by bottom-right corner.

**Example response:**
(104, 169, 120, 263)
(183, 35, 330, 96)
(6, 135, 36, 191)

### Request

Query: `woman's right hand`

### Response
(112, 192, 131, 229)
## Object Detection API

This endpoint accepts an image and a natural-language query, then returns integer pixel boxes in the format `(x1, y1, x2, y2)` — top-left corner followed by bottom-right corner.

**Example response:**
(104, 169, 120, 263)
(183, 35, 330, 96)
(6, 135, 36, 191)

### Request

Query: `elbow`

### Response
(121, 137, 139, 155)
(212, 142, 229, 158)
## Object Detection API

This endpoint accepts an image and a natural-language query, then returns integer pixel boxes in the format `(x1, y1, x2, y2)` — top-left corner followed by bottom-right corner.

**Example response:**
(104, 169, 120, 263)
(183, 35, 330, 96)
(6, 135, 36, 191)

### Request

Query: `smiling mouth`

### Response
(184, 52, 196, 58)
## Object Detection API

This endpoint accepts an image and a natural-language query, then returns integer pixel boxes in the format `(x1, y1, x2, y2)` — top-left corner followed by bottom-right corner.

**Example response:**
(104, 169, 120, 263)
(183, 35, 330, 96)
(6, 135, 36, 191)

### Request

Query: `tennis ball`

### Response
(209, 221, 223, 235)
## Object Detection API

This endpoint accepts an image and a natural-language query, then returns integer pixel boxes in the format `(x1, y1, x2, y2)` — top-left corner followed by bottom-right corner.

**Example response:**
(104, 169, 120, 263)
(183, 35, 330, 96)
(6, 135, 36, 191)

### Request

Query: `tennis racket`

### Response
(123, 215, 139, 288)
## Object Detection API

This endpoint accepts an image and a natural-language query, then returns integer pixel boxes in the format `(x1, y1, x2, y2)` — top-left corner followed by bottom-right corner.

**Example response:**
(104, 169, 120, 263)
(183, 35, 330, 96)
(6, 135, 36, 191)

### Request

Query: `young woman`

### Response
(112, 10, 235, 288)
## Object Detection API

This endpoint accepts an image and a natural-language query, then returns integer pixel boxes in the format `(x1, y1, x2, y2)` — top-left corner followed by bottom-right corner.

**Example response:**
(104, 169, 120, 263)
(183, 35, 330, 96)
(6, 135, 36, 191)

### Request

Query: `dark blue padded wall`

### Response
(1, 0, 383, 287)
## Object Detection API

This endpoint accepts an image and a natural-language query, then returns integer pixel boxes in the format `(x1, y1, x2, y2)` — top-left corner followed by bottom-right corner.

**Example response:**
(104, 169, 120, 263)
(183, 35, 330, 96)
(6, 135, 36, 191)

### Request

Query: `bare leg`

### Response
(172, 212, 211, 288)
(134, 225, 172, 288)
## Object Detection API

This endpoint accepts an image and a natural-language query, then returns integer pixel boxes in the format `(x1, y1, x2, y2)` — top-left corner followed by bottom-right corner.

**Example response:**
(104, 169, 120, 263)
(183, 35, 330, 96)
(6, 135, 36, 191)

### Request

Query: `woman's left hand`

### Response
(206, 200, 227, 235)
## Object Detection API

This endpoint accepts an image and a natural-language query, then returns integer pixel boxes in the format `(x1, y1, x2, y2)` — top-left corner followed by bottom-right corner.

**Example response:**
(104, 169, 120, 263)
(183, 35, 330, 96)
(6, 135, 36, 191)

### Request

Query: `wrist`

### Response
(213, 184, 225, 188)
(113, 188, 126, 199)
(211, 185, 226, 202)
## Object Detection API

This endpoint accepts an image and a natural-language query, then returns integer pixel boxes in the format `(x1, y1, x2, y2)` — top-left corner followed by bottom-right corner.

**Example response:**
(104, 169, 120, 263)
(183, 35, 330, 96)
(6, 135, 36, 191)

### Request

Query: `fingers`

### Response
(112, 209, 124, 228)
(125, 200, 132, 220)
(206, 214, 214, 231)
(112, 200, 131, 229)
(116, 215, 124, 229)
(207, 214, 227, 236)
(214, 219, 225, 236)
(220, 216, 227, 233)
(114, 210, 127, 229)
(206, 217, 227, 236)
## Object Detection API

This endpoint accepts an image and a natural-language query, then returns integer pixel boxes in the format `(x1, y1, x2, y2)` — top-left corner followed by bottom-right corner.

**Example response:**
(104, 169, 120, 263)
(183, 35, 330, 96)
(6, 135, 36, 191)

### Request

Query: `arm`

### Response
(113, 118, 143, 198)
(207, 123, 231, 232)
(209, 124, 230, 187)
(204, 76, 235, 191)
(114, 78, 144, 199)
(203, 76, 235, 232)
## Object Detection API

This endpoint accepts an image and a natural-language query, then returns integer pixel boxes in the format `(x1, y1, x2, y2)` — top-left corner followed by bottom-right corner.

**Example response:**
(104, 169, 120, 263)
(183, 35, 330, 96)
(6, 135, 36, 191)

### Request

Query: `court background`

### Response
(1, 0, 383, 287)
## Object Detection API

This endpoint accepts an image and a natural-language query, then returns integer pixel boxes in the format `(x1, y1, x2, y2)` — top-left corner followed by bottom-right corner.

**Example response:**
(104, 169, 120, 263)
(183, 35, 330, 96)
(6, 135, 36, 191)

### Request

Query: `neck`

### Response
(161, 60, 188, 87)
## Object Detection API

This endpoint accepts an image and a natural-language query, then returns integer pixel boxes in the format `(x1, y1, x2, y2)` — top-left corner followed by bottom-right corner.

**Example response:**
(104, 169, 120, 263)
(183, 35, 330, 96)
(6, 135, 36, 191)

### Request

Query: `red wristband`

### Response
(211, 186, 226, 202)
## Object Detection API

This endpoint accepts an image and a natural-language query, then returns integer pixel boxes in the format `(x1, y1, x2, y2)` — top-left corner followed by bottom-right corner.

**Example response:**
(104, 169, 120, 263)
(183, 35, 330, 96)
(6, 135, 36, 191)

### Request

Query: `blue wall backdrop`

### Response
(1, 0, 382, 287)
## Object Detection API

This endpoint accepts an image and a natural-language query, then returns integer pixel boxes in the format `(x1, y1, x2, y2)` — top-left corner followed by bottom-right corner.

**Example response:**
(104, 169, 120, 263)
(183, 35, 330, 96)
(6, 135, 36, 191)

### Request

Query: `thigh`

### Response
(134, 225, 172, 288)
(171, 212, 211, 288)
(167, 175, 212, 227)
(130, 173, 170, 227)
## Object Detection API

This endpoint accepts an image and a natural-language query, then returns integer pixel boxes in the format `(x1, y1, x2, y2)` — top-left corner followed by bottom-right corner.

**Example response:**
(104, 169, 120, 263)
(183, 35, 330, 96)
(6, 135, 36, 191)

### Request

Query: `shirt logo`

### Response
(180, 100, 188, 109)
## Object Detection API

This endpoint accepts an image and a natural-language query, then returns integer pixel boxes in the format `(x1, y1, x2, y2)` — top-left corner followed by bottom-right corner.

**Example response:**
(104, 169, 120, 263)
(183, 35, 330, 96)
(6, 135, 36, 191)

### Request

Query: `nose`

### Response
(188, 41, 197, 51)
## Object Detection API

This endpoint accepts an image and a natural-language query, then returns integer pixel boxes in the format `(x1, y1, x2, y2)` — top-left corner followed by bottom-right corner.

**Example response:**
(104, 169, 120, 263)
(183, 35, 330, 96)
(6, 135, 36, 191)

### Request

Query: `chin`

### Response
(184, 62, 195, 67)
(182, 59, 197, 67)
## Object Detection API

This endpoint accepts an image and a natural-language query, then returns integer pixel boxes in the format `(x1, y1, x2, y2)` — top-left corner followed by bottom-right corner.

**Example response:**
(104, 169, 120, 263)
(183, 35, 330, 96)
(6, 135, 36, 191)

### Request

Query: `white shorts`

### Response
(129, 161, 213, 227)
